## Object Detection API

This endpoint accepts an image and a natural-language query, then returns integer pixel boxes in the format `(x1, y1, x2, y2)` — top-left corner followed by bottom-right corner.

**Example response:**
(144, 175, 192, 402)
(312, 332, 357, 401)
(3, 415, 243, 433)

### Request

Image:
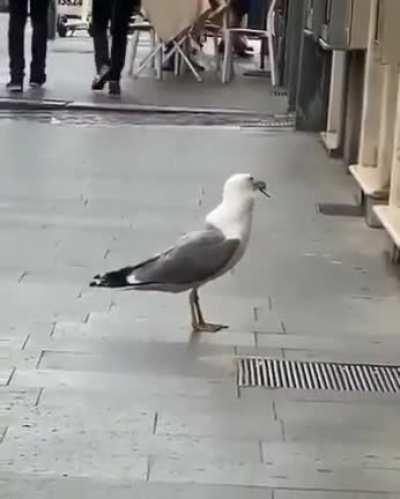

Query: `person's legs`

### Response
(108, 0, 133, 82)
(8, 0, 28, 86)
(230, 0, 252, 55)
(162, 41, 175, 72)
(92, 0, 111, 73)
(132, 0, 141, 15)
(30, 0, 51, 85)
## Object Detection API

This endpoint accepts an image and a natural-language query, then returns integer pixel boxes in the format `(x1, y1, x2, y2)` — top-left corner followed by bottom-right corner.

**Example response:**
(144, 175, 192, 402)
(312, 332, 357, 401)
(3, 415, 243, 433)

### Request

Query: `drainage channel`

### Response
(238, 357, 400, 394)
(0, 109, 295, 129)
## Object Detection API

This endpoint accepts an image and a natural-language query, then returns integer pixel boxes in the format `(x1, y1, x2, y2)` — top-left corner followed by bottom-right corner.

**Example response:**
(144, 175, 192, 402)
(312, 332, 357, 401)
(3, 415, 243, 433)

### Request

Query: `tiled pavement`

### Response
(1, 121, 400, 498)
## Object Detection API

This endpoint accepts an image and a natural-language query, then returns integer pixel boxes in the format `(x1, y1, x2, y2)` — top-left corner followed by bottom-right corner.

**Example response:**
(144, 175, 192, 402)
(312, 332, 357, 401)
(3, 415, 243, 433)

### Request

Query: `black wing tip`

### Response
(90, 274, 102, 287)
(90, 267, 134, 288)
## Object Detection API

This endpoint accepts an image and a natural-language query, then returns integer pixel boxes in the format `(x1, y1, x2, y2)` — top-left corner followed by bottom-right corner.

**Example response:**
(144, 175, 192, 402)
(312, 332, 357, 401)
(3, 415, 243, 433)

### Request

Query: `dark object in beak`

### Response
(254, 180, 271, 198)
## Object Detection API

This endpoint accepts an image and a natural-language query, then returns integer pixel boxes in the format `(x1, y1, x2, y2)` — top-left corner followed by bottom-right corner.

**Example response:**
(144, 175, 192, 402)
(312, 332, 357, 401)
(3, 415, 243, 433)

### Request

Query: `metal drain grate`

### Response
(237, 357, 400, 393)
(317, 203, 363, 217)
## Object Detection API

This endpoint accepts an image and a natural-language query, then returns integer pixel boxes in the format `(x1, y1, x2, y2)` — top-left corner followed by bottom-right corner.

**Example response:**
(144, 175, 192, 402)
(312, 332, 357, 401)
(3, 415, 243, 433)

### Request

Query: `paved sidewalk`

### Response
(0, 117, 400, 497)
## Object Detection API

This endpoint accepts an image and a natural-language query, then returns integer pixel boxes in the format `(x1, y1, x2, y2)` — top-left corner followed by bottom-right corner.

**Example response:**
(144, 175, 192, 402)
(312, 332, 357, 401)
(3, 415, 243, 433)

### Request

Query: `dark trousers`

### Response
(8, 0, 50, 82)
(92, 0, 134, 81)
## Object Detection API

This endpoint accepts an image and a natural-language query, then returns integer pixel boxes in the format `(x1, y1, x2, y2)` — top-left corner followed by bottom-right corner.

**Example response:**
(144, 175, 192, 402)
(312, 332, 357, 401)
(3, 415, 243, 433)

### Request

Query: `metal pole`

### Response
(47, 0, 57, 40)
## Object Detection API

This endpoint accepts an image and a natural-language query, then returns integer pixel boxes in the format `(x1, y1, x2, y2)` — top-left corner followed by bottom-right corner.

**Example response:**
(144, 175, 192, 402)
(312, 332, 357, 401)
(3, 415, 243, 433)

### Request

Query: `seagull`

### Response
(90, 173, 270, 332)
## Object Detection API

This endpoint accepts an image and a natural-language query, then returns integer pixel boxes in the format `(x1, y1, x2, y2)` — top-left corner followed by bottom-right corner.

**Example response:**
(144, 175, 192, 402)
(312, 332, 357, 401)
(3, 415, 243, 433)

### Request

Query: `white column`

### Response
(376, 64, 398, 189)
(389, 71, 400, 208)
(322, 50, 347, 151)
(357, 0, 383, 166)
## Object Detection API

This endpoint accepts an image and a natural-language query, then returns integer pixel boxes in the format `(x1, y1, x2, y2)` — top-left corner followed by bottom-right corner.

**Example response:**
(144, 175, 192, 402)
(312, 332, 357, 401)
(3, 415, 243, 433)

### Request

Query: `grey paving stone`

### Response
(0, 349, 43, 372)
(275, 491, 400, 499)
(254, 332, 400, 364)
(0, 404, 153, 479)
(0, 321, 51, 340)
(156, 404, 280, 441)
(54, 317, 256, 347)
(0, 282, 89, 324)
(255, 332, 400, 351)
(23, 323, 54, 342)
(37, 345, 237, 379)
(275, 400, 400, 445)
(86, 314, 258, 347)
(8, 402, 154, 432)
(38, 385, 269, 419)
(0, 336, 26, 350)
(278, 296, 400, 336)
(11, 369, 237, 400)
(0, 388, 39, 414)
(260, 441, 400, 470)
(143, 434, 259, 462)
(24, 336, 237, 383)
(150, 457, 400, 491)
(0, 425, 148, 481)
(0, 387, 41, 427)
(0, 475, 273, 499)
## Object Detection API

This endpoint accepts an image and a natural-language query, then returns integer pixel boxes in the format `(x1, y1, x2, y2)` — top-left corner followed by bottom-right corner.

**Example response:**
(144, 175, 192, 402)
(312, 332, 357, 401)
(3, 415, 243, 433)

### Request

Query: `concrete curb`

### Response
(0, 96, 276, 118)
(0, 97, 70, 110)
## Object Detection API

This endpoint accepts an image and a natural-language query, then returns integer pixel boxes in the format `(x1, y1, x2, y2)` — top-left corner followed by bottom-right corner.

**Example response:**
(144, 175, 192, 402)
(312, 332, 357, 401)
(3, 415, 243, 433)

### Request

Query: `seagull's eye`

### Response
(249, 176, 254, 182)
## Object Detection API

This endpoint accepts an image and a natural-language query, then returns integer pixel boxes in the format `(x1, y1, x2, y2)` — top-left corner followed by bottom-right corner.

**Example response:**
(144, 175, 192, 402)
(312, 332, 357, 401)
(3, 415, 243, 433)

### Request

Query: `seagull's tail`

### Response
(90, 267, 134, 288)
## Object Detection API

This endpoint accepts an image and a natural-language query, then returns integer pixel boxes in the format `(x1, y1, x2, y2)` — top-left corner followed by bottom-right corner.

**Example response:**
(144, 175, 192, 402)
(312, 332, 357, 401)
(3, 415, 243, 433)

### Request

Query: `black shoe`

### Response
(92, 64, 110, 90)
(6, 80, 23, 93)
(162, 57, 175, 72)
(109, 80, 121, 97)
(29, 76, 46, 89)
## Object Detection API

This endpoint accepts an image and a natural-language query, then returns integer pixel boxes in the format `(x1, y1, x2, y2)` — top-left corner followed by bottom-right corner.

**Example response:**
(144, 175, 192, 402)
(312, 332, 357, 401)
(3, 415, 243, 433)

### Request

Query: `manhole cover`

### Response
(237, 357, 400, 393)
(317, 203, 363, 217)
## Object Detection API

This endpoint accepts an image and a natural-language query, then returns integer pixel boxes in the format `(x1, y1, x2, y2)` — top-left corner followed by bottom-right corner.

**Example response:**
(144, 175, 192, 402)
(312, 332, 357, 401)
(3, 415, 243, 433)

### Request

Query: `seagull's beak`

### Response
(253, 180, 271, 198)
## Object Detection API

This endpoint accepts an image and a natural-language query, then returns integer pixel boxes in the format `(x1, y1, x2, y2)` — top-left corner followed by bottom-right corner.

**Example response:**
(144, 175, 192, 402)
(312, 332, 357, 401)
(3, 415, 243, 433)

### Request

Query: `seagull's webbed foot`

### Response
(189, 289, 228, 333)
(192, 322, 228, 333)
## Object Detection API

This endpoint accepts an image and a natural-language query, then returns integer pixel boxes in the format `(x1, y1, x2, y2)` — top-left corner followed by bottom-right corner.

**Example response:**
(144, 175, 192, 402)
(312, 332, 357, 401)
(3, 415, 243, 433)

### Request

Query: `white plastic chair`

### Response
(127, 14, 157, 77)
(221, 0, 277, 85)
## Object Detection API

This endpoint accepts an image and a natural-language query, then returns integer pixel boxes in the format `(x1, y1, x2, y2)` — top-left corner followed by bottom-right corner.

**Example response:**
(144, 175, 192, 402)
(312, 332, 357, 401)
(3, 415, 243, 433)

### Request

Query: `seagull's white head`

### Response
(222, 173, 270, 204)
(206, 173, 269, 241)
(206, 174, 270, 239)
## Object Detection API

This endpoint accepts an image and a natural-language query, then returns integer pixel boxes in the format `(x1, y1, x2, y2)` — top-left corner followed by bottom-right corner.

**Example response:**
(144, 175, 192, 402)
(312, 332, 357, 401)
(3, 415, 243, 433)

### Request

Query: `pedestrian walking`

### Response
(91, 0, 140, 96)
(6, 0, 51, 93)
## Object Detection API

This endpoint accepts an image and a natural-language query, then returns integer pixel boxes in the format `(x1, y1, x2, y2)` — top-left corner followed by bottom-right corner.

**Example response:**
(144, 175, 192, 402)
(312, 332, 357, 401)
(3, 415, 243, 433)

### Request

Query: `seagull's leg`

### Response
(191, 289, 228, 333)
(189, 289, 200, 331)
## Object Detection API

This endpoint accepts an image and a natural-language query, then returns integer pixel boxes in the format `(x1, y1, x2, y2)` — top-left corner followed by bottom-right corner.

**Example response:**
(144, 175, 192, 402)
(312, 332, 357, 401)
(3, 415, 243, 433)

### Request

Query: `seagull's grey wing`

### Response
(131, 228, 240, 287)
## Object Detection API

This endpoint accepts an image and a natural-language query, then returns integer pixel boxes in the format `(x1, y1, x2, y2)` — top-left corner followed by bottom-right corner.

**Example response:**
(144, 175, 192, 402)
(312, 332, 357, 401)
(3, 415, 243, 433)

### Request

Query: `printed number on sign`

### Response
(58, 0, 83, 6)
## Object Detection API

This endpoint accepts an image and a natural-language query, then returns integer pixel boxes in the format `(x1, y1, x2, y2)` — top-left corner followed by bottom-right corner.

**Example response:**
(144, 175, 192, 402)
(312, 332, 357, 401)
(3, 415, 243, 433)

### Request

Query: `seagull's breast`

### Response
(205, 199, 254, 279)
(206, 199, 254, 242)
